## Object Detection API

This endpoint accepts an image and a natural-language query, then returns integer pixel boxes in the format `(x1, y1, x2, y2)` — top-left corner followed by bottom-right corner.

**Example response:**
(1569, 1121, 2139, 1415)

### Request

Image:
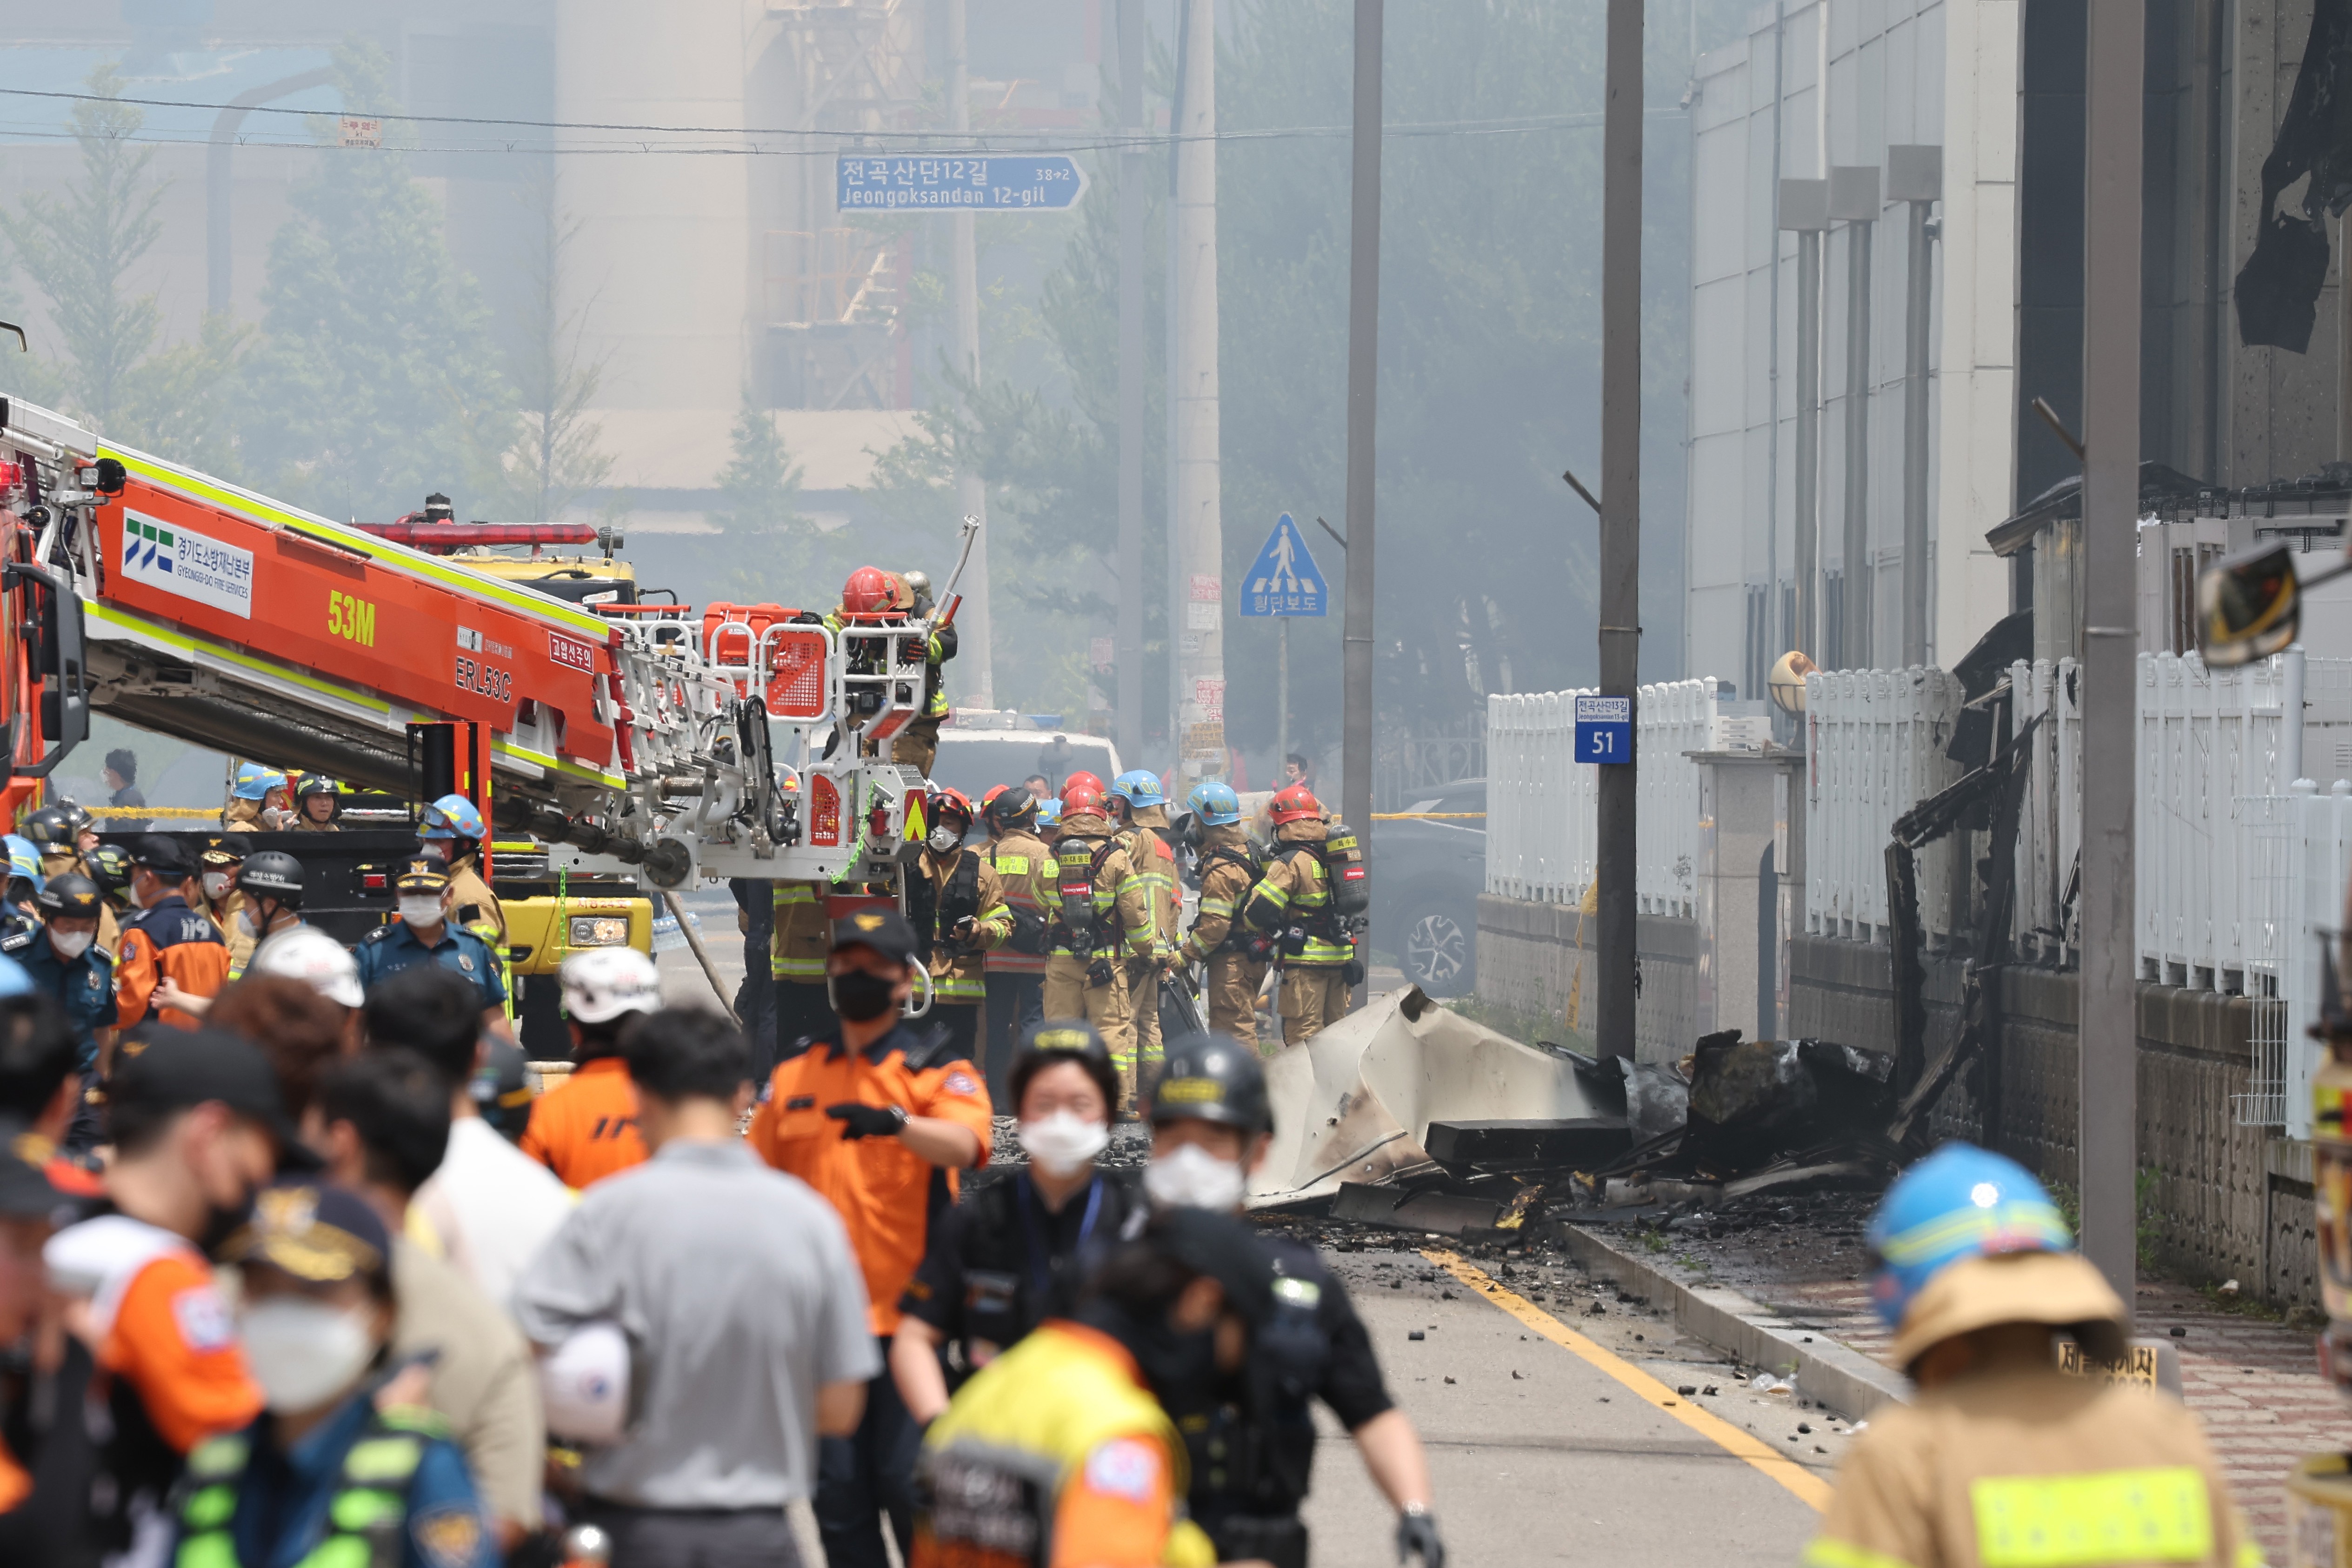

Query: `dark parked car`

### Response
(1370, 778, 1486, 997)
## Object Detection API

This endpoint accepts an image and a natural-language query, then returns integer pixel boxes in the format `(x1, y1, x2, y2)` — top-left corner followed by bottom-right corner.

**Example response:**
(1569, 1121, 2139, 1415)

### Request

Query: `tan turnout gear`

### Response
(1185, 822, 1267, 1045)
(1042, 810, 1153, 1114)
(981, 825, 1055, 978)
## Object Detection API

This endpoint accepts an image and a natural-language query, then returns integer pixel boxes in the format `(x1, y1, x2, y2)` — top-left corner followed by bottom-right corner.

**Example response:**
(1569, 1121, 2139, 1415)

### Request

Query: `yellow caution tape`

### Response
(86, 807, 227, 820)
(1369, 811, 1487, 820)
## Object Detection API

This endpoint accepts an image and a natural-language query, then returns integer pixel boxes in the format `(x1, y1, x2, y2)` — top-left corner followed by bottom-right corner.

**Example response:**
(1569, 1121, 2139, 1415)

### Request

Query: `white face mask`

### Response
(47, 928, 92, 960)
(1018, 1110, 1110, 1179)
(926, 827, 961, 854)
(1143, 1142, 1247, 1212)
(237, 1297, 377, 1413)
(398, 896, 445, 929)
(202, 871, 234, 901)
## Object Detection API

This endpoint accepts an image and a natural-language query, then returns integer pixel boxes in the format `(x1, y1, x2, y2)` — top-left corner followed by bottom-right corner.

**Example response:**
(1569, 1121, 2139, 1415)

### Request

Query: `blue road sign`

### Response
(1574, 695, 1632, 764)
(835, 153, 1089, 212)
(1239, 513, 1328, 618)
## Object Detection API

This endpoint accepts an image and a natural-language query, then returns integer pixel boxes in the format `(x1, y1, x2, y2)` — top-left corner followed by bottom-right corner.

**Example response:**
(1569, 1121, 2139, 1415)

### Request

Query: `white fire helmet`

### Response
(540, 1321, 631, 1446)
(559, 946, 661, 1025)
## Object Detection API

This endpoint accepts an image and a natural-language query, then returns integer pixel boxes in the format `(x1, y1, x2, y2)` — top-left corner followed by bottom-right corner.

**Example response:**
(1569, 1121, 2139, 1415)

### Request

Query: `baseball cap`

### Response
(248, 927, 364, 1009)
(108, 1027, 302, 1149)
(220, 1180, 390, 1284)
(131, 835, 195, 877)
(829, 907, 919, 967)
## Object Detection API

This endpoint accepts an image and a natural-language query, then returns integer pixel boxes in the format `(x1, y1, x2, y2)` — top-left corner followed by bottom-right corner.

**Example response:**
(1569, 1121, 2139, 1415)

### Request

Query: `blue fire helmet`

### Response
(1111, 770, 1166, 809)
(3, 836, 39, 886)
(1187, 781, 1243, 827)
(1865, 1142, 2073, 1332)
(232, 763, 287, 800)
(1036, 797, 1063, 829)
(420, 794, 486, 841)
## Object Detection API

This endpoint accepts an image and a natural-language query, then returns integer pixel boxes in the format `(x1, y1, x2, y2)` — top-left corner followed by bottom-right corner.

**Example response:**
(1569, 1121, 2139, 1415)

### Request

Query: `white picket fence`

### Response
(2245, 781, 2352, 1135)
(1485, 678, 1721, 914)
(1802, 667, 1969, 942)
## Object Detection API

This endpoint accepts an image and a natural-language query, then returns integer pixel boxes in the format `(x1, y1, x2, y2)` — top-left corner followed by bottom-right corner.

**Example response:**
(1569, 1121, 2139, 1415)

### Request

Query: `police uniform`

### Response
(1242, 818, 1353, 1046)
(899, 1166, 1144, 1375)
(351, 919, 508, 1015)
(1184, 824, 1271, 1045)
(172, 1401, 495, 1568)
(1041, 811, 1153, 1113)
(12, 925, 116, 1070)
(980, 821, 1055, 1104)
(909, 842, 1013, 1064)
(1177, 1233, 1393, 1568)
(772, 878, 835, 1063)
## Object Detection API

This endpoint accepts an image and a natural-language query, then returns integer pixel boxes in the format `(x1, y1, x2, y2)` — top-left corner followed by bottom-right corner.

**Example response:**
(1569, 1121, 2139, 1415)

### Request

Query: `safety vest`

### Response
(174, 1406, 441, 1568)
(915, 1321, 1212, 1568)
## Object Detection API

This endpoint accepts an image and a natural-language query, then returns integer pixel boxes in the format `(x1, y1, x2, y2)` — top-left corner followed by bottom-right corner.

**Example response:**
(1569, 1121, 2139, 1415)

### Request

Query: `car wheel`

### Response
(1402, 904, 1473, 997)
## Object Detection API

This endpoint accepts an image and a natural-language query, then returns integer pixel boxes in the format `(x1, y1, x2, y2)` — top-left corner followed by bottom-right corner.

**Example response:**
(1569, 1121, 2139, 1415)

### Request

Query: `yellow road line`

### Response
(1424, 1247, 1835, 1512)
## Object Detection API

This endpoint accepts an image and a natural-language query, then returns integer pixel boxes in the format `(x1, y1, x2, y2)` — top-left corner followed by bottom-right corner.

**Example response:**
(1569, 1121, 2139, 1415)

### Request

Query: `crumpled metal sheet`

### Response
(1249, 987, 1608, 1208)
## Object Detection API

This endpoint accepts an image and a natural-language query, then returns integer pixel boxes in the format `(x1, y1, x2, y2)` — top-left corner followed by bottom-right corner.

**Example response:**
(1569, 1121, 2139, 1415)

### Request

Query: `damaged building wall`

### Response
(1788, 936, 2318, 1305)
(1474, 897, 1696, 1061)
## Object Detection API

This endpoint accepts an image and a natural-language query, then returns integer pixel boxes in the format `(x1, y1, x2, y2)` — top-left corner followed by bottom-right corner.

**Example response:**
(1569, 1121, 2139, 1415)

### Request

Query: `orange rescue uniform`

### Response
(113, 894, 233, 1030)
(519, 1056, 648, 1189)
(748, 1021, 993, 1335)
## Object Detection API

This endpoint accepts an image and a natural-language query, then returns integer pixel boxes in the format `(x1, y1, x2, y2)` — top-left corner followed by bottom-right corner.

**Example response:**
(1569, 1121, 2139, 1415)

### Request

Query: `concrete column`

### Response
(1172, 0, 1225, 780)
(1693, 751, 1789, 1042)
(1780, 179, 1829, 659)
(1887, 146, 1942, 669)
(1830, 166, 1880, 670)
(554, 0, 753, 419)
(946, 0, 994, 708)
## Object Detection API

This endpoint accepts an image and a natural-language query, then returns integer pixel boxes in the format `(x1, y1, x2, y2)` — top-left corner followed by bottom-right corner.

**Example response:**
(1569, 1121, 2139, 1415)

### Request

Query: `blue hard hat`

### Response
(1036, 797, 1063, 829)
(1112, 769, 1166, 809)
(1864, 1142, 2072, 1331)
(1187, 781, 1242, 827)
(3, 836, 38, 885)
(232, 763, 287, 800)
(420, 794, 486, 841)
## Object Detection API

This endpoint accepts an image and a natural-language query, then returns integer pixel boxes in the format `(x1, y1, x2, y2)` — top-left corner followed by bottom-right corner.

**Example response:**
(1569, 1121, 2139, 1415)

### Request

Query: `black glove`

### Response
(826, 1102, 908, 1140)
(933, 623, 959, 662)
(1396, 1510, 1444, 1568)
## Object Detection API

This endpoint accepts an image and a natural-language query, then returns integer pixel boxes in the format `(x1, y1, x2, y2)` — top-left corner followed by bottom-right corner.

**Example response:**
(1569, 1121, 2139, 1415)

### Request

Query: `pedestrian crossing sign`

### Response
(1239, 513, 1328, 618)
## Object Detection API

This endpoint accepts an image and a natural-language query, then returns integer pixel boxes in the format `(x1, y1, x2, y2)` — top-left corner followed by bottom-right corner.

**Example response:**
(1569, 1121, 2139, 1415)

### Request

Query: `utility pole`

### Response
(2079, 0, 2143, 1300)
(1172, 0, 1225, 781)
(1116, 0, 1146, 757)
(1889, 146, 1940, 668)
(1595, 0, 1642, 1060)
(1779, 179, 1827, 659)
(1831, 166, 1878, 670)
(1342, 0, 1383, 1003)
(947, 0, 994, 707)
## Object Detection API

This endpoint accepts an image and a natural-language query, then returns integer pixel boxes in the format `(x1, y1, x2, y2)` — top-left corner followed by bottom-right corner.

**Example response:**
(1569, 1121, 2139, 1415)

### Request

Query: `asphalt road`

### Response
(1302, 1242, 1840, 1567)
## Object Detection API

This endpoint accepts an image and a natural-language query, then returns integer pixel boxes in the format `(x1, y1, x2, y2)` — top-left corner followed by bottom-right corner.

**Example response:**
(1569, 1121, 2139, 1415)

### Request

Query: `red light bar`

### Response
(352, 520, 600, 555)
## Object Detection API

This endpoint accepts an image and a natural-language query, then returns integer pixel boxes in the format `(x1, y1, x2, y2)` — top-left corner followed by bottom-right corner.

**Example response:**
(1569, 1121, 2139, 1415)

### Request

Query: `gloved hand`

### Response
(826, 1102, 908, 1140)
(1395, 1508, 1444, 1568)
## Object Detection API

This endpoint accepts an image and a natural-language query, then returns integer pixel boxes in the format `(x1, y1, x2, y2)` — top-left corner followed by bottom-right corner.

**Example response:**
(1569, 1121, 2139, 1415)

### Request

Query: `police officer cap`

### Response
(394, 857, 450, 894)
(199, 840, 244, 871)
(35, 873, 103, 921)
(131, 835, 195, 877)
(239, 851, 305, 906)
(829, 906, 920, 967)
(1011, 1019, 1119, 1115)
(1149, 1033, 1273, 1135)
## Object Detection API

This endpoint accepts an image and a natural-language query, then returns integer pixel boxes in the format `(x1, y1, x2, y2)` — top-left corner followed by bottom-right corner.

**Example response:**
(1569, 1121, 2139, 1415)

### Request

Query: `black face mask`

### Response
(831, 970, 899, 1023)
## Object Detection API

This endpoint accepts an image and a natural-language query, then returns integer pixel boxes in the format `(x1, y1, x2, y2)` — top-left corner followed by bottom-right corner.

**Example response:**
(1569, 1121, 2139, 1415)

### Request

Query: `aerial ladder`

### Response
(0, 392, 958, 895)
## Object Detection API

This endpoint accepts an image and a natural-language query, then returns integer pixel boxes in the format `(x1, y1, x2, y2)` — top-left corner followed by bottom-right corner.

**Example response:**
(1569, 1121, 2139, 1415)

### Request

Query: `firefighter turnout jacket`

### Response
(913, 1320, 1214, 1568)
(983, 827, 1057, 977)
(1120, 806, 1180, 958)
(1241, 820, 1351, 967)
(771, 880, 832, 983)
(912, 844, 1012, 1003)
(1050, 813, 1156, 964)
(1183, 824, 1264, 965)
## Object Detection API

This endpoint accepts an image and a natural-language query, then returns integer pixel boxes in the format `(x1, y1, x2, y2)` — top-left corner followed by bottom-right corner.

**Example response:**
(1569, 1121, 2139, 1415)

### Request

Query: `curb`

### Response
(1541, 1218, 1913, 1420)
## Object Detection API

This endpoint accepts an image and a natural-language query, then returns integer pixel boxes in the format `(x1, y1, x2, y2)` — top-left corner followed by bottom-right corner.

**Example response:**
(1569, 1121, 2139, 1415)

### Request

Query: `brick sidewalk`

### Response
(1592, 1199, 2349, 1557)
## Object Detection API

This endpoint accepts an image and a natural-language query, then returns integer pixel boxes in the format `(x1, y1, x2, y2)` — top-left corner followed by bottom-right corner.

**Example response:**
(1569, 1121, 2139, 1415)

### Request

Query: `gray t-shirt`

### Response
(512, 1137, 879, 1508)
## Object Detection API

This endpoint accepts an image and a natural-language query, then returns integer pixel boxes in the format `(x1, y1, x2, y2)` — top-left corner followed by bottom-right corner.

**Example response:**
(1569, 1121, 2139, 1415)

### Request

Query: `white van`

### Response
(927, 711, 1123, 803)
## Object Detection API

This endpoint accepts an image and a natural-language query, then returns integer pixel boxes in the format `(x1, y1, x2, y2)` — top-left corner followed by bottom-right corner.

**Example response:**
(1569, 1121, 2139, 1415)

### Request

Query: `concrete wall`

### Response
(1475, 895, 1697, 1064)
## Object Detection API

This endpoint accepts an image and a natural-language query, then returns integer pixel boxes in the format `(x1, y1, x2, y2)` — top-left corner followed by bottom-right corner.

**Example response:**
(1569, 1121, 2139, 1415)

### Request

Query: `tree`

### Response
(11, 63, 241, 461)
(700, 388, 830, 601)
(237, 41, 507, 524)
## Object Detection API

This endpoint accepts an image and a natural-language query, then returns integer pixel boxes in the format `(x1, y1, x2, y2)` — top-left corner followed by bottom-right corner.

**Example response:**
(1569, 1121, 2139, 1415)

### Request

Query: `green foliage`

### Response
(236, 41, 506, 523)
(693, 388, 839, 606)
(10, 63, 242, 460)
